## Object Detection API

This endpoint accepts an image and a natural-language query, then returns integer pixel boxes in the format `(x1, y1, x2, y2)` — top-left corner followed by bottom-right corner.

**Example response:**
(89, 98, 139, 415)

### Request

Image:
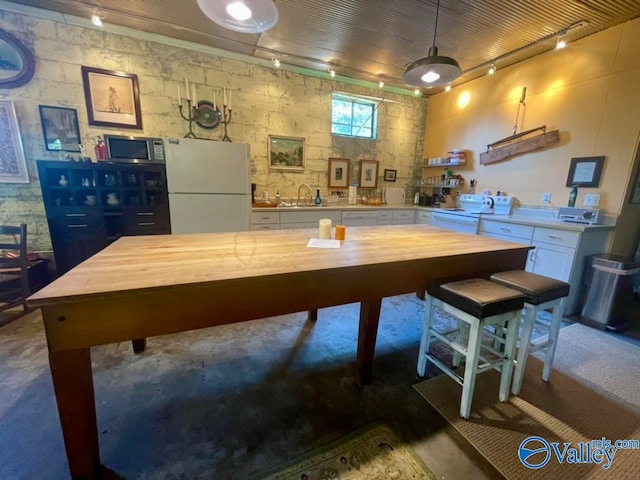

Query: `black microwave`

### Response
(104, 135, 165, 164)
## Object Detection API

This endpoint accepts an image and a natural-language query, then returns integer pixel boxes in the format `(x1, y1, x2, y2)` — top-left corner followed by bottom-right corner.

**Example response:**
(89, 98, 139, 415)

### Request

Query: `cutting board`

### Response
(384, 187, 406, 205)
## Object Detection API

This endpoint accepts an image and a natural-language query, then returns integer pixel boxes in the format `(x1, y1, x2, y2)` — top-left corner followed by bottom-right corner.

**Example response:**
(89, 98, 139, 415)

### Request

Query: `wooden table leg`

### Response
(49, 348, 100, 479)
(355, 298, 382, 387)
(307, 309, 318, 321)
(131, 338, 147, 353)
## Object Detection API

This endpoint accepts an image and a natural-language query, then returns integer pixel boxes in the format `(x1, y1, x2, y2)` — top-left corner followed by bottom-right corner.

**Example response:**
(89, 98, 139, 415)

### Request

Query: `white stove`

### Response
(458, 194, 515, 215)
(430, 195, 515, 234)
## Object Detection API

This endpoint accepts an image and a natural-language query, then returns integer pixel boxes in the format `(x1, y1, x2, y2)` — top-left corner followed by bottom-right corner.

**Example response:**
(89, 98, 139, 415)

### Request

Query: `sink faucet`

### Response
(297, 183, 311, 206)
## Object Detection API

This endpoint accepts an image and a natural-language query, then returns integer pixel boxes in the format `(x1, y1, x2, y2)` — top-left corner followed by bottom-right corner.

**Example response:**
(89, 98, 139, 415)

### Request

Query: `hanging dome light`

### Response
(197, 0, 279, 33)
(403, 0, 461, 88)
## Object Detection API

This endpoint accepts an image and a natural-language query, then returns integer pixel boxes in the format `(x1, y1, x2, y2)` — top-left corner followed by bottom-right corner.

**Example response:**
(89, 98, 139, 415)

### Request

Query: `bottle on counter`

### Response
(275, 190, 281, 206)
(568, 185, 578, 207)
(314, 189, 322, 205)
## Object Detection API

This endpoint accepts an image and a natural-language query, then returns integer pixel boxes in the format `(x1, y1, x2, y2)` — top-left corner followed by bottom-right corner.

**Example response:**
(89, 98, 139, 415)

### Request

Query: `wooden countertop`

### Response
(28, 225, 530, 306)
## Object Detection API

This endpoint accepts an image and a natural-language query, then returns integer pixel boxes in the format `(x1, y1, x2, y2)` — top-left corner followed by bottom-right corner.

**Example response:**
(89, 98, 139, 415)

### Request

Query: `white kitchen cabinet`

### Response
(342, 210, 378, 226)
(250, 211, 280, 230)
(527, 228, 580, 281)
(391, 209, 414, 225)
(281, 210, 342, 230)
(479, 218, 612, 315)
(479, 219, 533, 244)
(415, 210, 433, 224)
(527, 241, 574, 281)
(376, 210, 392, 226)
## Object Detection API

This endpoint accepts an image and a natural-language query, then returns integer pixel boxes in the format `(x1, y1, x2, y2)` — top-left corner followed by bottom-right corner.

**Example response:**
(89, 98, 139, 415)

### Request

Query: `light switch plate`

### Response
(583, 194, 600, 207)
(541, 192, 551, 204)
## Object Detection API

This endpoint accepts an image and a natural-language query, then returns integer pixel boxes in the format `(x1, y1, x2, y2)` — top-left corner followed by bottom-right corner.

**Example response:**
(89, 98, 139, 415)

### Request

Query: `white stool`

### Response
(489, 270, 570, 395)
(417, 278, 524, 419)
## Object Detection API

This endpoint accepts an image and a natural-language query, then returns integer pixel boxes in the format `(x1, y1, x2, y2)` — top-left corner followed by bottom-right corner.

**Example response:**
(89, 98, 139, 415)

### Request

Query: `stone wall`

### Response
(0, 8, 426, 255)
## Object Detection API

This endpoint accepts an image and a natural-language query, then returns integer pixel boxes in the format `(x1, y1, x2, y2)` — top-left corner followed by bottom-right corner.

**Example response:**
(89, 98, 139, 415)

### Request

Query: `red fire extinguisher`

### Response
(95, 138, 106, 161)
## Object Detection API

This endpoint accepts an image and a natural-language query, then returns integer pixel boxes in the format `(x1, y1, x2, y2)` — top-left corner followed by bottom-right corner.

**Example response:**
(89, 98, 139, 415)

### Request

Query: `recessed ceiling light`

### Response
(91, 12, 103, 27)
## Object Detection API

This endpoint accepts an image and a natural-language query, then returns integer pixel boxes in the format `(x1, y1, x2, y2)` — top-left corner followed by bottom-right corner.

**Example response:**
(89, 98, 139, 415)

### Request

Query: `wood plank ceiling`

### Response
(5, 0, 640, 93)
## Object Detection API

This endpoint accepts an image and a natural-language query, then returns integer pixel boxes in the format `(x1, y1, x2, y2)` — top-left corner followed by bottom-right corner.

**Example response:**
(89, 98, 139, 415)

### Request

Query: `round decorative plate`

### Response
(196, 100, 221, 129)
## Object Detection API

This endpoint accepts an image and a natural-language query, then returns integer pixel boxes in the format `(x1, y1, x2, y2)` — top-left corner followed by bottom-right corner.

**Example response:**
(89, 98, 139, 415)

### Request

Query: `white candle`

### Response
(192, 84, 197, 105)
(185, 78, 190, 100)
(213, 89, 216, 110)
(319, 219, 332, 240)
(228, 89, 231, 109)
(223, 87, 227, 105)
(177, 85, 182, 106)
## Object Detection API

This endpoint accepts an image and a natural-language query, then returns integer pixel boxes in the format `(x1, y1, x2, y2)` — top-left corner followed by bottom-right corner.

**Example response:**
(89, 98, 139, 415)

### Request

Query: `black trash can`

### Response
(581, 254, 640, 330)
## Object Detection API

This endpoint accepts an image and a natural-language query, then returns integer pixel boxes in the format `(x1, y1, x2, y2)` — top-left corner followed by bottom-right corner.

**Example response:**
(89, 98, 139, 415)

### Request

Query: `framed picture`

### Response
(565, 156, 605, 188)
(0, 30, 35, 89)
(328, 158, 350, 188)
(269, 135, 305, 171)
(0, 101, 29, 183)
(81, 66, 142, 129)
(384, 169, 397, 182)
(359, 159, 379, 189)
(39, 105, 81, 152)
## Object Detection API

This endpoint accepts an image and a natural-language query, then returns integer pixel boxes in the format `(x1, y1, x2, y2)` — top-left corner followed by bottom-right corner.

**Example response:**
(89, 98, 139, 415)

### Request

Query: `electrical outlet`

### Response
(584, 194, 600, 207)
(541, 192, 551, 204)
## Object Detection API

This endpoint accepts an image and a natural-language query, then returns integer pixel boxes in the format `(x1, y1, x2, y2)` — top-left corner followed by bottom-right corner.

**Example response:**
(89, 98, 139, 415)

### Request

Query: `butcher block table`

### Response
(28, 225, 530, 479)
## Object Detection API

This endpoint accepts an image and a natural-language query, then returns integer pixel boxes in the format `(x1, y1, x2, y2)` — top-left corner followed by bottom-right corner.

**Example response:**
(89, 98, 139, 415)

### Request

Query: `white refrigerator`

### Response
(164, 137, 251, 234)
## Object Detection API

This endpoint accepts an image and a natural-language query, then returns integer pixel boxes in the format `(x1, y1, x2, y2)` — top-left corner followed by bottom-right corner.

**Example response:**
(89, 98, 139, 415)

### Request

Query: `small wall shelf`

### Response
(421, 161, 465, 168)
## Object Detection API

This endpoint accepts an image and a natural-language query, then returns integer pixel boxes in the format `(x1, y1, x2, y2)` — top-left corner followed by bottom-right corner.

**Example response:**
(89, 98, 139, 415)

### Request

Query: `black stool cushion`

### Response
(428, 278, 524, 319)
(490, 270, 570, 305)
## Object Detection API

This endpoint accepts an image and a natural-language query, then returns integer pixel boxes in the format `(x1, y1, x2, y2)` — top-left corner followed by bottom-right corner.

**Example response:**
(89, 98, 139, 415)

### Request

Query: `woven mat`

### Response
(413, 324, 640, 480)
(259, 424, 437, 480)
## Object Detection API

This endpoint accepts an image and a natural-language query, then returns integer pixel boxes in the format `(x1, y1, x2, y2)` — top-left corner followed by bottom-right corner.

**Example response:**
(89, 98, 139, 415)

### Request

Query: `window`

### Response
(331, 93, 378, 139)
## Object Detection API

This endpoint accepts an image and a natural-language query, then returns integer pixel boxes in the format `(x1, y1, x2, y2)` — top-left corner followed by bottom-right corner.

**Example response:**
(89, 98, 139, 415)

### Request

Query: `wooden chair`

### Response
(0, 224, 33, 327)
(489, 270, 570, 395)
(417, 278, 524, 419)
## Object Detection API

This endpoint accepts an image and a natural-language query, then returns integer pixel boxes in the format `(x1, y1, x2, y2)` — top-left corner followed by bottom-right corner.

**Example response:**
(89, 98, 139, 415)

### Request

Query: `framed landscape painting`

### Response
(328, 158, 350, 188)
(81, 66, 142, 129)
(269, 135, 304, 171)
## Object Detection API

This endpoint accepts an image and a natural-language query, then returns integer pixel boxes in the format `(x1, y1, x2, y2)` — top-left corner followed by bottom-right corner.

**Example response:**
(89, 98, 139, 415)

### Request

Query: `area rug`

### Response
(413, 323, 640, 480)
(260, 424, 437, 480)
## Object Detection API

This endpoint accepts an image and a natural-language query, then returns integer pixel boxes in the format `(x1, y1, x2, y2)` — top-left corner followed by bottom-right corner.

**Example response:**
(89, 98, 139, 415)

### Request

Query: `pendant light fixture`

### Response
(197, 0, 279, 34)
(403, 0, 461, 88)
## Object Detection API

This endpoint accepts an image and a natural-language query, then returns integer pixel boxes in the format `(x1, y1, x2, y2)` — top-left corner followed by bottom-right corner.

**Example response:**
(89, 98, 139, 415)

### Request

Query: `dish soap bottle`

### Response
(568, 185, 578, 207)
(275, 190, 281, 206)
(314, 189, 322, 205)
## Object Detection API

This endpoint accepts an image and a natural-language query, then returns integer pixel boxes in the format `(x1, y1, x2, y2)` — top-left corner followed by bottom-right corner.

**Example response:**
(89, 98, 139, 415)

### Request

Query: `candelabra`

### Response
(220, 104, 232, 142)
(178, 99, 203, 139)
(177, 99, 233, 141)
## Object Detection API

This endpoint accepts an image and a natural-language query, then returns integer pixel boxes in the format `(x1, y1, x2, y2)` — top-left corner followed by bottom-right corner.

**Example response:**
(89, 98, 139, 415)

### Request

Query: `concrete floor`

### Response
(0, 294, 509, 480)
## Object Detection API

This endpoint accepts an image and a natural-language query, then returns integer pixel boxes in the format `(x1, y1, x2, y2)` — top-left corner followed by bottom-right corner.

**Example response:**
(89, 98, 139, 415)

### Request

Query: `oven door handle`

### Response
(432, 212, 479, 224)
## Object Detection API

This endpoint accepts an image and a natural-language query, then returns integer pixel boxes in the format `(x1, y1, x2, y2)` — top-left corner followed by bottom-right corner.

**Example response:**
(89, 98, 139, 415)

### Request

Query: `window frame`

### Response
(331, 93, 378, 139)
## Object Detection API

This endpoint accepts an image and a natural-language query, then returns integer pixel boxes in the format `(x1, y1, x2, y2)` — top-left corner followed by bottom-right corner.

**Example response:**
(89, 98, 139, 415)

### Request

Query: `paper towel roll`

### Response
(348, 185, 357, 205)
(319, 219, 332, 239)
